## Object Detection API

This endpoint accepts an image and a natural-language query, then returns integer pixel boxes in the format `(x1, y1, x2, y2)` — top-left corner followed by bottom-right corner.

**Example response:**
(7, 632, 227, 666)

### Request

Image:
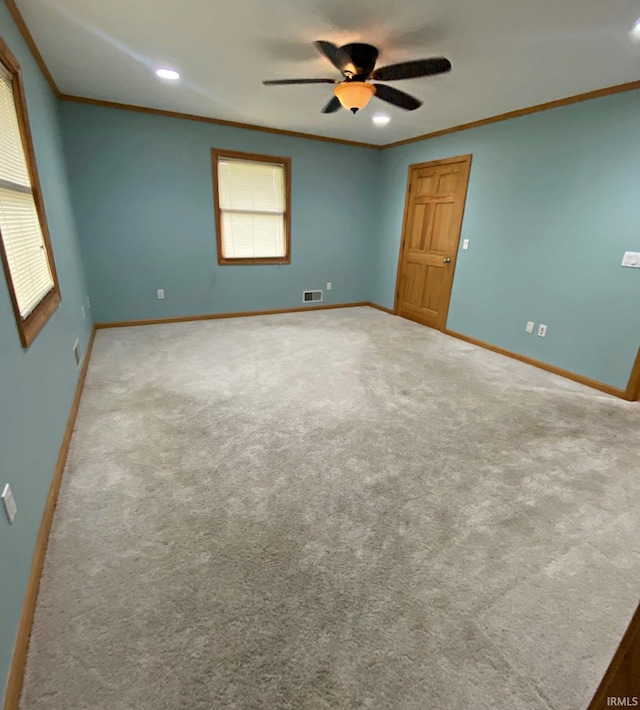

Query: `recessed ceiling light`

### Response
(630, 18, 640, 40)
(372, 115, 390, 126)
(155, 68, 180, 81)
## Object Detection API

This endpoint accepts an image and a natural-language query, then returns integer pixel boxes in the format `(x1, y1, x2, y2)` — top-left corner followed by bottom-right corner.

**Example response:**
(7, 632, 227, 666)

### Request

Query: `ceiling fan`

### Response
(263, 41, 451, 114)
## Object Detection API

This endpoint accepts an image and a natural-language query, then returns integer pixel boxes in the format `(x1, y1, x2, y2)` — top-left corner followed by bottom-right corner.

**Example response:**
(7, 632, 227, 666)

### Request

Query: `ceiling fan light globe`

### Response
(334, 82, 376, 113)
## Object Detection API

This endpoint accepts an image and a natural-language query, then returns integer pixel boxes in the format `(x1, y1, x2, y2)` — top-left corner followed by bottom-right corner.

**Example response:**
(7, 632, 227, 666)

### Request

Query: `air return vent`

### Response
(303, 290, 323, 303)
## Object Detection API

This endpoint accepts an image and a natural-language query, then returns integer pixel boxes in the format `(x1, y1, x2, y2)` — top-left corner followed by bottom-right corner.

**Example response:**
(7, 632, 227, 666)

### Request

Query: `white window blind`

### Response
(0, 63, 53, 318)
(218, 158, 286, 259)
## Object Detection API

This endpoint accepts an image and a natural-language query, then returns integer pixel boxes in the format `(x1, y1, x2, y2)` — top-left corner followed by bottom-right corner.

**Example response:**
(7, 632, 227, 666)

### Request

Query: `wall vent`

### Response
(303, 290, 323, 304)
(73, 339, 81, 368)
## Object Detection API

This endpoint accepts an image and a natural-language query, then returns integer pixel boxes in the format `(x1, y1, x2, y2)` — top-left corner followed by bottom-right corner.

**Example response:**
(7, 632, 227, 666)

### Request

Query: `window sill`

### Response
(218, 257, 291, 266)
(19, 288, 61, 348)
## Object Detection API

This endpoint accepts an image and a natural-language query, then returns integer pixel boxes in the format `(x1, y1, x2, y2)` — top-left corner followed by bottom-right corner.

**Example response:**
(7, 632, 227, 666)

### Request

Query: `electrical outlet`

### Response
(326, 282, 332, 291)
(537, 324, 547, 337)
(462, 239, 470, 250)
(73, 339, 81, 367)
(2, 484, 17, 524)
(525, 321, 535, 334)
(157, 289, 165, 300)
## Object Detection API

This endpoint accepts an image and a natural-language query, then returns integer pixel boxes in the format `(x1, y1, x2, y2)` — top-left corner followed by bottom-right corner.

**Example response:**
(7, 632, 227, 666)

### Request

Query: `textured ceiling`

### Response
(15, 0, 640, 145)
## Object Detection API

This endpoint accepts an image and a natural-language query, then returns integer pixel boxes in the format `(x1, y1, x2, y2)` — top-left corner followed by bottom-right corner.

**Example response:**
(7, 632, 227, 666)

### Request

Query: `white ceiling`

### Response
(16, 0, 640, 146)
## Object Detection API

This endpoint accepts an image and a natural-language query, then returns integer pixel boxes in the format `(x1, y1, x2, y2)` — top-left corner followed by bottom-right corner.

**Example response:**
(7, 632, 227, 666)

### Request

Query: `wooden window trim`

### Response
(0, 35, 61, 348)
(211, 148, 292, 266)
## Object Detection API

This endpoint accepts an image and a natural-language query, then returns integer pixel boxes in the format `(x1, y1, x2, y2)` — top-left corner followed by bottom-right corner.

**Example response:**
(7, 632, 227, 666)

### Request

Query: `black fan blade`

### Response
(263, 78, 337, 85)
(373, 84, 422, 111)
(322, 96, 342, 114)
(314, 40, 350, 73)
(373, 57, 451, 81)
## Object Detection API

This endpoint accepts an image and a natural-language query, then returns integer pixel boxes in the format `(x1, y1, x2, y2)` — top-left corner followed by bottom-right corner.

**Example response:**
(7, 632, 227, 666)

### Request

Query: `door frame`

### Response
(393, 154, 473, 330)
(627, 347, 640, 401)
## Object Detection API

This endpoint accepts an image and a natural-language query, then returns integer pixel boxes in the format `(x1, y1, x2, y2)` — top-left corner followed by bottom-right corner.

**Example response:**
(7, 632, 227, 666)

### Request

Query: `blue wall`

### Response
(374, 91, 640, 390)
(0, 5, 92, 700)
(60, 90, 640, 389)
(59, 103, 382, 323)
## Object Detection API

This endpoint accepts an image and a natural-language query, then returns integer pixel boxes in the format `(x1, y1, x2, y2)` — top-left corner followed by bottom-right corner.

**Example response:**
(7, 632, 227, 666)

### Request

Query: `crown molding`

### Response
(383, 79, 640, 149)
(5, 0, 60, 97)
(57, 93, 381, 149)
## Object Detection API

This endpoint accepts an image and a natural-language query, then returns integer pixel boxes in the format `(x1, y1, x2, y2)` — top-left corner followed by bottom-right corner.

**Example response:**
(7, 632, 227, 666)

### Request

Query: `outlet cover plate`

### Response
(73, 338, 81, 368)
(2, 483, 17, 524)
(621, 251, 640, 268)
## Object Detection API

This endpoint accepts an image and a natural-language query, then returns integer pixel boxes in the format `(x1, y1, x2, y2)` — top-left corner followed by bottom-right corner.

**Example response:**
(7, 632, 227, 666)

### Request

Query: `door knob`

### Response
(443, 257, 451, 264)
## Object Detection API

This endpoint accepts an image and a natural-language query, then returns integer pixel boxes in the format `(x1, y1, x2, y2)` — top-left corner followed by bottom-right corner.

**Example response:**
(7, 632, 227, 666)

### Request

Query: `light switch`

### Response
(462, 239, 470, 251)
(621, 251, 640, 268)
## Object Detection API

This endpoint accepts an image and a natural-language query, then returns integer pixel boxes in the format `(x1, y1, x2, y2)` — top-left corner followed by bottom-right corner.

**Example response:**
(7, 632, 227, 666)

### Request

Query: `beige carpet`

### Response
(21, 307, 640, 709)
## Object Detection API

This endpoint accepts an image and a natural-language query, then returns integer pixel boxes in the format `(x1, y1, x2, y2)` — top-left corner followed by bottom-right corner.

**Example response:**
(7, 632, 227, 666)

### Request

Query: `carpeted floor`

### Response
(21, 307, 640, 710)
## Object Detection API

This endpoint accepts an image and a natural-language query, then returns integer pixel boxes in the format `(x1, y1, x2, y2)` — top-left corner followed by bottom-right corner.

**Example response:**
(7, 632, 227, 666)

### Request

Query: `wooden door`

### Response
(395, 155, 472, 330)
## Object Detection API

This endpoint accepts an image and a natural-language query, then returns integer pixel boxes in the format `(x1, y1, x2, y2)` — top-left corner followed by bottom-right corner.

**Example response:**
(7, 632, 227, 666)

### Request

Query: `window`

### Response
(0, 37, 60, 348)
(211, 149, 291, 265)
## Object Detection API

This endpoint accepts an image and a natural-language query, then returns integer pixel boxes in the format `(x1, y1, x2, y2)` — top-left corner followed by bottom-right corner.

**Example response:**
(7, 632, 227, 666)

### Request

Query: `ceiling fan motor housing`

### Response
(340, 43, 379, 79)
